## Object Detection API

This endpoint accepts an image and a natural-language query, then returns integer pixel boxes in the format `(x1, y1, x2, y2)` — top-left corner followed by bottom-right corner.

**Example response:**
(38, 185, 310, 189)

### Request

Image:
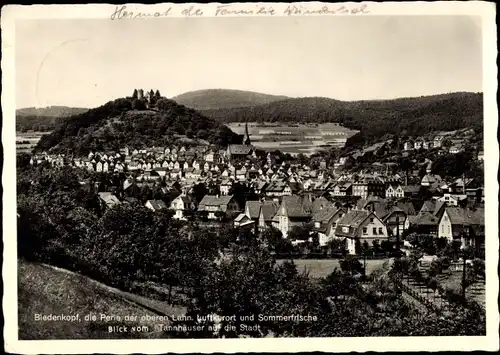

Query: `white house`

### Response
(386, 184, 404, 199)
(335, 209, 389, 255)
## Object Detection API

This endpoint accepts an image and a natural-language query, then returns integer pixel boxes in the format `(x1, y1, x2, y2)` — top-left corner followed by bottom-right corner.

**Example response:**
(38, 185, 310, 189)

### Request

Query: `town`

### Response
(26, 119, 485, 257)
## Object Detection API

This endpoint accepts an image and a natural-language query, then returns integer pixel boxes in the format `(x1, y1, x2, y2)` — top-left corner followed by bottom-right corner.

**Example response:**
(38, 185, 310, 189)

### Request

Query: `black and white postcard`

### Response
(2, 2, 498, 353)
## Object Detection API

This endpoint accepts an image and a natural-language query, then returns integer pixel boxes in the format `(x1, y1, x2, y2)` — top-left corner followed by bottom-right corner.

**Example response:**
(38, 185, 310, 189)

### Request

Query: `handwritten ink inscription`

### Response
(215, 4, 276, 16)
(283, 4, 369, 16)
(110, 3, 369, 20)
(110, 5, 172, 20)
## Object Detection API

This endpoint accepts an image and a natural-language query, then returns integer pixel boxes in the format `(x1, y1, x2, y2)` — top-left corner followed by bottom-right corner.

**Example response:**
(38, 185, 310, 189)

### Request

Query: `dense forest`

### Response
(16, 106, 89, 132)
(173, 89, 289, 110)
(200, 92, 483, 146)
(35, 95, 241, 155)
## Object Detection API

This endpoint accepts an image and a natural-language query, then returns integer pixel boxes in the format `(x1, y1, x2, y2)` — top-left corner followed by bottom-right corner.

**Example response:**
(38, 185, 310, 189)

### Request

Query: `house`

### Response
(414, 138, 424, 150)
(433, 135, 444, 148)
(403, 185, 421, 198)
(234, 200, 262, 230)
(198, 195, 240, 220)
(422, 140, 433, 150)
(382, 206, 408, 237)
(410, 212, 439, 235)
(98, 192, 121, 209)
(244, 200, 262, 223)
(233, 214, 255, 229)
(352, 177, 385, 199)
(220, 180, 233, 195)
(226, 145, 254, 161)
(145, 199, 168, 212)
(258, 201, 280, 232)
(170, 194, 196, 220)
(421, 174, 442, 187)
(438, 206, 485, 247)
(404, 141, 414, 151)
(449, 145, 463, 154)
(335, 209, 389, 255)
(312, 207, 346, 246)
(385, 184, 404, 199)
(332, 183, 352, 197)
(437, 193, 468, 207)
(271, 195, 313, 238)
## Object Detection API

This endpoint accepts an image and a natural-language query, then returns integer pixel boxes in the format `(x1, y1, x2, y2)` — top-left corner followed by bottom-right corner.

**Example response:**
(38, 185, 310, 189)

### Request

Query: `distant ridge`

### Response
(16, 106, 90, 132)
(173, 89, 289, 110)
(199, 92, 483, 146)
(17, 106, 89, 117)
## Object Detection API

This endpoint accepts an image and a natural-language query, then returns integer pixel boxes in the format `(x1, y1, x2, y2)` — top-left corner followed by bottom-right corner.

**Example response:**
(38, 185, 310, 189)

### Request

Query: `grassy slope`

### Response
(173, 89, 289, 110)
(18, 260, 185, 340)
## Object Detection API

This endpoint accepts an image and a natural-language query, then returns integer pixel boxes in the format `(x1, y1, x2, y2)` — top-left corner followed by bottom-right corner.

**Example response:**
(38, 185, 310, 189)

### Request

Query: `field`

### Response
(276, 258, 390, 279)
(18, 260, 186, 339)
(16, 131, 48, 154)
(227, 122, 358, 156)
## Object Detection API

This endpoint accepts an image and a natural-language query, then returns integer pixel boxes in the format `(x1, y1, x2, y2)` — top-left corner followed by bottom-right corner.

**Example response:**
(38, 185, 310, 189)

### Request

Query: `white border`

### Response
(2, 2, 498, 353)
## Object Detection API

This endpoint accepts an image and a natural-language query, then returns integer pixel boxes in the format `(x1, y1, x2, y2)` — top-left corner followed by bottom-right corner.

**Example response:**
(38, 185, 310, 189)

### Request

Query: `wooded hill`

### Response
(200, 92, 483, 146)
(173, 89, 289, 110)
(35, 96, 241, 155)
(16, 106, 89, 132)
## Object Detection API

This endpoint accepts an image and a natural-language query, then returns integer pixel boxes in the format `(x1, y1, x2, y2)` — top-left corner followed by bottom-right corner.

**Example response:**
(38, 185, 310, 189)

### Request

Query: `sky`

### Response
(15, 15, 483, 108)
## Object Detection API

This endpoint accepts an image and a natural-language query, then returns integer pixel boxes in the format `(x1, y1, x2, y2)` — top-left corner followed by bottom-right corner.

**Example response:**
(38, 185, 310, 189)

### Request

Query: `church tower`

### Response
(243, 121, 251, 145)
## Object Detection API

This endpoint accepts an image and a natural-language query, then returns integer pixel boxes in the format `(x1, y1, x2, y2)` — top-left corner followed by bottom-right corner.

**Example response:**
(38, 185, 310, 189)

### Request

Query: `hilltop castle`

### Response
(132, 89, 161, 108)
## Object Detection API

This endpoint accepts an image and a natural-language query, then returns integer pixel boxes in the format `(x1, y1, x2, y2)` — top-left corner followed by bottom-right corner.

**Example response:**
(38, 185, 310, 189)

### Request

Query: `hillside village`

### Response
(27, 120, 485, 256)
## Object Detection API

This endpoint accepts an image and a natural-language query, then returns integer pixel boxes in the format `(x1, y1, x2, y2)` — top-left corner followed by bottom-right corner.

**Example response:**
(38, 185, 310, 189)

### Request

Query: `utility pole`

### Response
(395, 214, 402, 294)
(461, 245, 468, 301)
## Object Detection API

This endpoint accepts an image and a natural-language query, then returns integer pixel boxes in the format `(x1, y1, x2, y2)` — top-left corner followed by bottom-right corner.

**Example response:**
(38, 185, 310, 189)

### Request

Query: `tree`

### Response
(192, 183, 208, 204)
(132, 99, 146, 110)
(132, 89, 138, 99)
(339, 257, 363, 277)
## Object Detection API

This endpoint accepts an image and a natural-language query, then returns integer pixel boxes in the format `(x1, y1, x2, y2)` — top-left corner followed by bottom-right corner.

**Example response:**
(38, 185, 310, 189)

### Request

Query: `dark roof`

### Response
(412, 212, 439, 226)
(335, 209, 371, 237)
(396, 201, 417, 216)
(245, 201, 262, 219)
(228, 145, 253, 155)
(199, 195, 234, 208)
(277, 195, 312, 218)
(403, 185, 421, 194)
(312, 206, 341, 223)
(445, 207, 484, 226)
(420, 200, 436, 214)
(312, 197, 334, 214)
(260, 201, 280, 221)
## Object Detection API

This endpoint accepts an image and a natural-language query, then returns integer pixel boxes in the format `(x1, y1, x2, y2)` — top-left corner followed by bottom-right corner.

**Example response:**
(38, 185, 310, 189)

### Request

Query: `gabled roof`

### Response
(260, 201, 280, 221)
(311, 197, 334, 214)
(444, 207, 484, 226)
(277, 195, 312, 218)
(199, 195, 234, 207)
(396, 201, 417, 216)
(312, 206, 342, 223)
(412, 212, 439, 226)
(228, 145, 253, 155)
(245, 201, 262, 219)
(98, 192, 121, 206)
(146, 200, 167, 211)
(335, 209, 372, 237)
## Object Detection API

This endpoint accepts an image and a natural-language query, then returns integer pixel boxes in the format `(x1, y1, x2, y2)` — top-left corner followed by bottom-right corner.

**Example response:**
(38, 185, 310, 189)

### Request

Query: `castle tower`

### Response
(137, 89, 144, 100)
(243, 121, 251, 145)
